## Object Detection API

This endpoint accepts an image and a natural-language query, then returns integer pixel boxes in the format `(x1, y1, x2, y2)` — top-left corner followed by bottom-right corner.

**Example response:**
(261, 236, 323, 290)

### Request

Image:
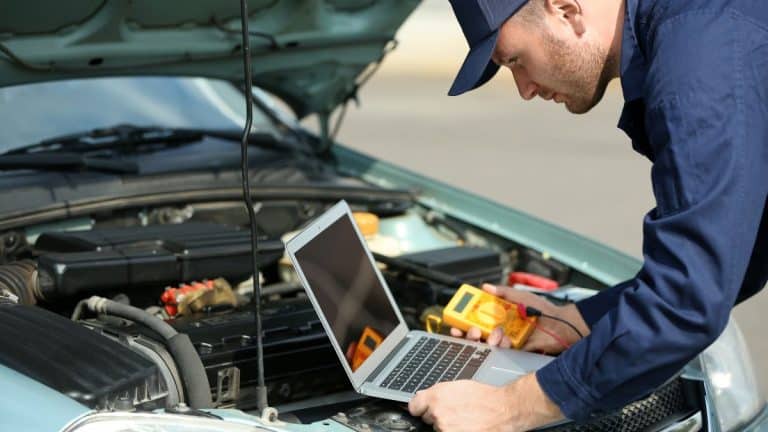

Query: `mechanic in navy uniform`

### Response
(408, 0, 768, 430)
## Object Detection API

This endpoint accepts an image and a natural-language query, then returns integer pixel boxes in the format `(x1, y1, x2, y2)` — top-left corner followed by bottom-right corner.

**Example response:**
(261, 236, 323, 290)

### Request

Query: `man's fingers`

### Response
(481, 283, 502, 296)
(522, 339, 546, 353)
(408, 390, 429, 417)
(421, 409, 436, 425)
(522, 334, 563, 355)
(466, 326, 482, 341)
(487, 327, 503, 346)
(482, 283, 547, 309)
(499, 335, 512, 349)
(449, 327, 464, 338)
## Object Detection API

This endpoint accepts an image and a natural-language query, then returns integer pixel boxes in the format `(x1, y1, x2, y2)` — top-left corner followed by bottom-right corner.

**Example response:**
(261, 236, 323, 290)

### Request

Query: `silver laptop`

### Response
(285, 200, 552, 402)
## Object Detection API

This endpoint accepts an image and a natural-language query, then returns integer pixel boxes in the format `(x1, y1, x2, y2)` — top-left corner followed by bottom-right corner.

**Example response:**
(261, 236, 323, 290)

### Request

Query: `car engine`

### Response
(0, 200, 512, 408)
(0, 200, 702, 431)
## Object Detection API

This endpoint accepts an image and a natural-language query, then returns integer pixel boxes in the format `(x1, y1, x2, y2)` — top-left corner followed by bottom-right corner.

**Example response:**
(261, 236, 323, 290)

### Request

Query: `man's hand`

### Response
(408, 373, 564, 432)
(450, 284, 589, 354)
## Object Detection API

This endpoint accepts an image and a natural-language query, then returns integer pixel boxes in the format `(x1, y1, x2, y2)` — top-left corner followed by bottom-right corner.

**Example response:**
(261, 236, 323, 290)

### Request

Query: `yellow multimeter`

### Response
(443, 284, 537, 349)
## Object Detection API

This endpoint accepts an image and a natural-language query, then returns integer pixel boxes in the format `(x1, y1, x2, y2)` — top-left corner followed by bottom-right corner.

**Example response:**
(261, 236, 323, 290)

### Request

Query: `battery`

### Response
(399, 246, 503, 286)
(386, 247, 504, 324)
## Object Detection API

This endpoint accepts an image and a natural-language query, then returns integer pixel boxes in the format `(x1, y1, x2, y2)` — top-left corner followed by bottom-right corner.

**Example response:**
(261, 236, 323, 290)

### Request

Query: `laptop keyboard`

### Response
(379, 338, 490, 394)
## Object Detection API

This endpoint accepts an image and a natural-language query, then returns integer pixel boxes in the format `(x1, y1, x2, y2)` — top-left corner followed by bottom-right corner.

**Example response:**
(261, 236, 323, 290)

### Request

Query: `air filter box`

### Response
(0, 302, 165, 409)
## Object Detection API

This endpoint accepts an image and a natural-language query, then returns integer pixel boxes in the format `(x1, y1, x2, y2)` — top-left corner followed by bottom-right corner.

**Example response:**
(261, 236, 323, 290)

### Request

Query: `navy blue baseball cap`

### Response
(448, 0, 530, 96)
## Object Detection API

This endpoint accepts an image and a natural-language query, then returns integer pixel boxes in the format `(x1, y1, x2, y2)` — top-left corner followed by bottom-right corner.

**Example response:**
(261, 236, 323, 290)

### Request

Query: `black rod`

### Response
(238, 0, 268, 413)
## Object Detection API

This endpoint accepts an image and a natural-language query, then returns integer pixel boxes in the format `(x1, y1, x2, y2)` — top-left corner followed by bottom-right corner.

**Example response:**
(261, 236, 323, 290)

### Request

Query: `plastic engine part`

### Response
(0, 302, 167, 410)
(34, 222, 283, 299)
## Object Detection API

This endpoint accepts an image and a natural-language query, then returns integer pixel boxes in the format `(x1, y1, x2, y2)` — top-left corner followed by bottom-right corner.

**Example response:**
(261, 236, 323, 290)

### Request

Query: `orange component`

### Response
(160, 280, 214, 317)
(351, 326, 383, 371)
(352, 212, 380, 237)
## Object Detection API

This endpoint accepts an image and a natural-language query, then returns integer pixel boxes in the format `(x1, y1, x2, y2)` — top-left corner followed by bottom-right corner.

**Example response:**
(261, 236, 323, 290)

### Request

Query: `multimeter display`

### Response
(443, 284, 537, 349)
(454, 292, 473, 313)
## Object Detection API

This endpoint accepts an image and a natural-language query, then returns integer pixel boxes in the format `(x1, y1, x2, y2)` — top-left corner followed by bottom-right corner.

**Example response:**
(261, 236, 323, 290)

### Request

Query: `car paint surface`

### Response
(0, 0, 420, 119)
(0, 364, 89, 431)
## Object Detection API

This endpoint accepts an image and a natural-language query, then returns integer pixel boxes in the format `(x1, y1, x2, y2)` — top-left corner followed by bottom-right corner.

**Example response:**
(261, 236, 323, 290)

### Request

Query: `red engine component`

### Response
(160, 280, 215, 317)
(507, 272, 559, 292)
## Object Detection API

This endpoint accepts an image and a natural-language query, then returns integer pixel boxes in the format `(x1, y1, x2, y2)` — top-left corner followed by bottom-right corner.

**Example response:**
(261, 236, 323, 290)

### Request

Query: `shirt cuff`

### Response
(576, 280, 633, 327)
(536, 357, 598, 422)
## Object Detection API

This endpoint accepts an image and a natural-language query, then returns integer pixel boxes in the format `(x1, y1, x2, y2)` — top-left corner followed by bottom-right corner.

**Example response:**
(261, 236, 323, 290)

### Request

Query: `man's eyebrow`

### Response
(492, 54, 516, 66)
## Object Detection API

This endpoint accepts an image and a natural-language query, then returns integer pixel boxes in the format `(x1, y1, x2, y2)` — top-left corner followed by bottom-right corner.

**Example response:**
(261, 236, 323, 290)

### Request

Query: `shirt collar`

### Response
(620, 0, 646, 102)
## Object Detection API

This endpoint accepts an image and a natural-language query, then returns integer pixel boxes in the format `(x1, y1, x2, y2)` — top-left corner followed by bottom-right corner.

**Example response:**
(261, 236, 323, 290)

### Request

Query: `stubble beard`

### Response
(543, 30, 614, 114)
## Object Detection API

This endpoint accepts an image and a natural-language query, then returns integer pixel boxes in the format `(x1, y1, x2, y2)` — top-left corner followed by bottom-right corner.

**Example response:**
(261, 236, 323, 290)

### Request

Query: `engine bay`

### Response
(0, 198, 700, 431)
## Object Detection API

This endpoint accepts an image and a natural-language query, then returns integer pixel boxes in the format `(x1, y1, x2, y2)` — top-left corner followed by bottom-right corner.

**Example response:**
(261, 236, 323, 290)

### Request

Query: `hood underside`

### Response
(0, 0, 419, 118)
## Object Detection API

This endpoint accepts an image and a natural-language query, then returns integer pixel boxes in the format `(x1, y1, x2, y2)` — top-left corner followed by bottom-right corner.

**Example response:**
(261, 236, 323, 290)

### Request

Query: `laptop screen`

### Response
(293, 214, 400, 371)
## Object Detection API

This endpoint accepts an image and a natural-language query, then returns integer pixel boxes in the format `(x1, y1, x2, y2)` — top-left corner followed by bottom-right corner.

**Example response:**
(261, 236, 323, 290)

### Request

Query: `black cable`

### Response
(330, 102, 348, 141)
(525, 306, 585, 339)
(239, 0, 268, 413)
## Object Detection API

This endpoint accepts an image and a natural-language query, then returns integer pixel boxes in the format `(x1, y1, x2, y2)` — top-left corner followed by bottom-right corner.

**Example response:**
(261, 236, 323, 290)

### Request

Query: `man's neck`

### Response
(590, 0, 626, 80)
(606, 0, 626, 79)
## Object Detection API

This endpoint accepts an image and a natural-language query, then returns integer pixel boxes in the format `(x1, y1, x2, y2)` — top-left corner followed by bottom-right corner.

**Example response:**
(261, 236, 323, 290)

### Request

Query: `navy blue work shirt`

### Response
(536, 0, 768, 421)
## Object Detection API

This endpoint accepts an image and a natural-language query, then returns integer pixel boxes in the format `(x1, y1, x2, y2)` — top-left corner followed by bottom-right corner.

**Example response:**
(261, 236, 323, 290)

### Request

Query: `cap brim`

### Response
(448, 30, 501, 96)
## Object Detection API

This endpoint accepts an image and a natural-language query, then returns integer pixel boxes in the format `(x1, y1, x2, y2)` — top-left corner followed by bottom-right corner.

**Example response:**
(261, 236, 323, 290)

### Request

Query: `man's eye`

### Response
(506, 57, 519, 66)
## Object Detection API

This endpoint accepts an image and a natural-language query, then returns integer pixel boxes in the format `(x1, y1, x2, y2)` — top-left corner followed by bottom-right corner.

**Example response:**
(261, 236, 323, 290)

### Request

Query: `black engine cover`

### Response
(35, 222, 283, 298)
(167, 297, 349, 407)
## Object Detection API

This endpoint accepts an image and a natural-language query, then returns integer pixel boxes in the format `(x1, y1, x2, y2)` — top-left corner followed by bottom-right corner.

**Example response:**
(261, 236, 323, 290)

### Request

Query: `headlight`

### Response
(700, 317, 765, 431)
(63, 412, 274, 432)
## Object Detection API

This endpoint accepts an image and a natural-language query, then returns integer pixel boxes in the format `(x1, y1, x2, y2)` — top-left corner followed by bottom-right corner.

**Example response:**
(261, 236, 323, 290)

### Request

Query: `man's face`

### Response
(492, 12, 612, 114)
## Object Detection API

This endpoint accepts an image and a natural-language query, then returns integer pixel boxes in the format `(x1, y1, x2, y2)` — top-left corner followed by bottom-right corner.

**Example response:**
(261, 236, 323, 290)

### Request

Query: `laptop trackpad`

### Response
(474, 349, 552, 386)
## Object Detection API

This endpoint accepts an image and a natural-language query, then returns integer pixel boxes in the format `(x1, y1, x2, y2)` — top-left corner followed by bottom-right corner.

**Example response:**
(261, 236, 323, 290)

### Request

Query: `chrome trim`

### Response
(659, 412, 703, 432)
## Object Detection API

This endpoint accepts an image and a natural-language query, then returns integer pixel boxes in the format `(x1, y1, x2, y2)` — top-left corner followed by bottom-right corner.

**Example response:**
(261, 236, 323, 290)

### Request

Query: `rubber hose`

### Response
(86, 297, 213, 408)
(0, 260, 39, 305)
(166, 333, 214, 409)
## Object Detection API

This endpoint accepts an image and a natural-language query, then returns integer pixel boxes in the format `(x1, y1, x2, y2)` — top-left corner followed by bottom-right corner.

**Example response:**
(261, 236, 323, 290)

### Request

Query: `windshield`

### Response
(0, 77, 278, 154)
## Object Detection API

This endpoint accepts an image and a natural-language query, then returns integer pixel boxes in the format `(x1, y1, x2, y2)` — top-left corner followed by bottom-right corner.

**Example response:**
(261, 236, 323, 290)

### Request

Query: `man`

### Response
(408, 0, 768, 430)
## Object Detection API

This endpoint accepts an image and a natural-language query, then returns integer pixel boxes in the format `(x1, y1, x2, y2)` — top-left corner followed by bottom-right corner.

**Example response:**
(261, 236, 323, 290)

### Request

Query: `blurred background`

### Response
(336, 1, 767, 396)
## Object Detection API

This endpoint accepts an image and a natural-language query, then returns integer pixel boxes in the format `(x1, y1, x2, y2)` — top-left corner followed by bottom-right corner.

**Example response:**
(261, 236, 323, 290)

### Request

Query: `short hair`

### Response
(516, 0, 545, 24)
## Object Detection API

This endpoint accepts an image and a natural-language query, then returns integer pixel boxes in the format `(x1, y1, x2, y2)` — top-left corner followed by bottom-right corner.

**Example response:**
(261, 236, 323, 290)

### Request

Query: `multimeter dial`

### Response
(476, 302, 506, 325)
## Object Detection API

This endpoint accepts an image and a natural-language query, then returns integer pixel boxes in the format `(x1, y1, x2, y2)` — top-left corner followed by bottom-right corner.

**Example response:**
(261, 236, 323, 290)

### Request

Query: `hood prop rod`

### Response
(239, 0, 273, 419)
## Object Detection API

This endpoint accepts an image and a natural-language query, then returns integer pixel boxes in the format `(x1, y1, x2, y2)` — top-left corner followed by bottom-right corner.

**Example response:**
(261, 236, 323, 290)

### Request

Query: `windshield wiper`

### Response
(4, 124, 298, 156)
(0, 152, 138, 174)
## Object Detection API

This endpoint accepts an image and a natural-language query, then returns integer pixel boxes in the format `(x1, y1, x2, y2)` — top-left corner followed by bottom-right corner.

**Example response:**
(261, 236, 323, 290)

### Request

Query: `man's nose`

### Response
(511, 68, 538, 100)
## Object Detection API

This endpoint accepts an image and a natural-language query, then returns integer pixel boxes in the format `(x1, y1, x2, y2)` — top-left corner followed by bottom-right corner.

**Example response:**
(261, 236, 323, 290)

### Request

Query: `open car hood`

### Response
(0, 0, 419, 118)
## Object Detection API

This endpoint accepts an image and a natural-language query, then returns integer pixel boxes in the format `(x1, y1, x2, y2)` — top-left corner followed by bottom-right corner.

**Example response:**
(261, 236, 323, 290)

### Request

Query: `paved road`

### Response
(337, 73, 767, 397)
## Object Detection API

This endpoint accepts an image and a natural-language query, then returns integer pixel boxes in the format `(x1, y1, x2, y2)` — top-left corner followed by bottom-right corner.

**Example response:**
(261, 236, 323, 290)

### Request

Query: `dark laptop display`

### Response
(294, 215, 399, 369)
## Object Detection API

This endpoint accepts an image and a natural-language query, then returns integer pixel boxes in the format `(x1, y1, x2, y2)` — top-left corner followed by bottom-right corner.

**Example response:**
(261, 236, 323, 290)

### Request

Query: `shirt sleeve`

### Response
(536, 12, 768, 421)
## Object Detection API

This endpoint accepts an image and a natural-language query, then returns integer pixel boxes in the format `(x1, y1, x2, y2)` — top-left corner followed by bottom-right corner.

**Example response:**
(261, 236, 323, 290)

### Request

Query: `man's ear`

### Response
(543, 0, 586, 36)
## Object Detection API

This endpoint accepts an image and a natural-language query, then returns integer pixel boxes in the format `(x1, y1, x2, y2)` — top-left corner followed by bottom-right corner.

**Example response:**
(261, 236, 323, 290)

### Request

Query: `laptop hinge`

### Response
(366, 334, 412, 384)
